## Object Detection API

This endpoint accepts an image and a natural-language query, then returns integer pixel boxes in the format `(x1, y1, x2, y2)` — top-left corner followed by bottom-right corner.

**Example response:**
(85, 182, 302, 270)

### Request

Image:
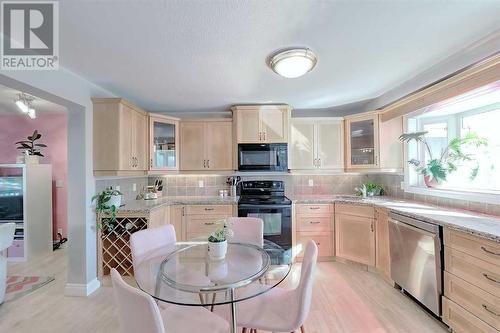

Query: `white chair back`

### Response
(130, 224, 176, 271)
(111, 268, 165, 333)
(293, 240, 318, 328)
(227, 217, 264, 247)
(0, 223, 15, 252)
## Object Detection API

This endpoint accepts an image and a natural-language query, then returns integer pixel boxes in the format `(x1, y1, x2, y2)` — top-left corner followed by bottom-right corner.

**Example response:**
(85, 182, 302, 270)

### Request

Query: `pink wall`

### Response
(0, 113, 67, 240)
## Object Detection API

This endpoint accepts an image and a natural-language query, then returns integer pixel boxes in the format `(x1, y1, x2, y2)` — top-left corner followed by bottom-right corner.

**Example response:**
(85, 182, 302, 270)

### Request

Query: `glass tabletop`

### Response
(135, 240, 292, 306)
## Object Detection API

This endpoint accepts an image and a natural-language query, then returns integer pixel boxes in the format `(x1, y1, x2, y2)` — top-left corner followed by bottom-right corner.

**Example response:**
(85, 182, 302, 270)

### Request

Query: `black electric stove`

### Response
(237, 180, 292, 264)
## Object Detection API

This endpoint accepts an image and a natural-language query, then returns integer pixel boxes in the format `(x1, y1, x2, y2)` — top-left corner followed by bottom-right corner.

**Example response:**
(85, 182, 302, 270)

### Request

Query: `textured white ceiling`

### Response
(59, 0, 500, 112)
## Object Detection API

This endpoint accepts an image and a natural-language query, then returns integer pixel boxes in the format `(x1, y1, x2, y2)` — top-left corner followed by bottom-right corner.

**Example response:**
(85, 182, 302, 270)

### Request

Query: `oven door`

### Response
(238, 204, 292, 264)
(238, 144, 287, 171)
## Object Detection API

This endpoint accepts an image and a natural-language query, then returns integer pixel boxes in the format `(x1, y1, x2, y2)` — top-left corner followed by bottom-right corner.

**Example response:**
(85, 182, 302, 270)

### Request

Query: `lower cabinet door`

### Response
(335, 213, 375, 266)
(296, 232, 333, 258)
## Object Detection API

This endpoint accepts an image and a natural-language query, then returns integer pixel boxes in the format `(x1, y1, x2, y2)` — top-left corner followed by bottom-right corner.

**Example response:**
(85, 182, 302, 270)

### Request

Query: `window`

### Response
(404, 81, 500, 199)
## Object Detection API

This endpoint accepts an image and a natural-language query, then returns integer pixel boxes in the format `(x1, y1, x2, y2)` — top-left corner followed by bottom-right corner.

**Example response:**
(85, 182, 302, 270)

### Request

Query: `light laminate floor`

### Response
(0, 248, 448, 333)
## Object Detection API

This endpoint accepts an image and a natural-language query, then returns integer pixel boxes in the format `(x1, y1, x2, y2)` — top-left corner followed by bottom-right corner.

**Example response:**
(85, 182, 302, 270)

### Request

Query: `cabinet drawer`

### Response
(297, 216, 333, 232)
(186, 216, 223, 239)
(185, 205, 233, 216)
(445, 247, 500, 297)
(335, 203, 374, 218)
(296, 232, 333, 258)
(443, 297, 498, 333)
(444, 229, 500, 267)
(445, 272, 500, 331)
(296, 204, 333, 216)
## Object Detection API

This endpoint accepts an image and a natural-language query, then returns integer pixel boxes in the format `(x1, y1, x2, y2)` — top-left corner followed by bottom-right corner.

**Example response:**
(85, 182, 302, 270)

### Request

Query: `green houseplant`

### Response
(355, 181, 384, 197)
(15, 130, 47, 164)
(92, 187, 123, 232)
(207, 219, 234, 260)
(399, 131, 487, 188)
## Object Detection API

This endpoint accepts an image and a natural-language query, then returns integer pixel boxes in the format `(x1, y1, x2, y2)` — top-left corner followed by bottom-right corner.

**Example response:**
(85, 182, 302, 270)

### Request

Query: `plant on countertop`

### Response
(92, 187, 123, 232)
(15, 129, 47, 156)
(399, 131, 488, 187)
(355, 181, 384, 197)
(208, 219, 234, 243)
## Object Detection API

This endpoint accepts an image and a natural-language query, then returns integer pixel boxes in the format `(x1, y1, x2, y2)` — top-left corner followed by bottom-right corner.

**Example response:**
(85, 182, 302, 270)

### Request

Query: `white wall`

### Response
(0, 68, 115, 295)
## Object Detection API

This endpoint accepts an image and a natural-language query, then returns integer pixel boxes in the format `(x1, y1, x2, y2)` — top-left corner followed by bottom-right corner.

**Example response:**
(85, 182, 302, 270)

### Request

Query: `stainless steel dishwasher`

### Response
(388, 211, 442, 316)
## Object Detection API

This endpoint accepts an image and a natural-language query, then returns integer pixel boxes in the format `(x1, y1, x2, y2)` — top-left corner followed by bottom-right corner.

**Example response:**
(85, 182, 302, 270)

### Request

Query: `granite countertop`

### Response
(117, 196, 238, 213)
(292, 195, 500, 243)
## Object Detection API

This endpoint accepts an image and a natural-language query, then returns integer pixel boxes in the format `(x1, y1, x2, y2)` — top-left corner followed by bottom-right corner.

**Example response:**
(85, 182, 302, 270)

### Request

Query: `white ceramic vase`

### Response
(24, 155, 39, 164)
(108, 194, 122, 208)
(208, 240, 227, 260)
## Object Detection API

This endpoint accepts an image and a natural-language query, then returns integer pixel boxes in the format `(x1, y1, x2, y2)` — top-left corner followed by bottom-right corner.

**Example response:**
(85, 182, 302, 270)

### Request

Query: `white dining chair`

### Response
(0, 223, 15, 304)
(130, 224, 177, 273)
(111, 268, 229, 333)
(227, 217, 264, 247)
(236, 240, 318, 333)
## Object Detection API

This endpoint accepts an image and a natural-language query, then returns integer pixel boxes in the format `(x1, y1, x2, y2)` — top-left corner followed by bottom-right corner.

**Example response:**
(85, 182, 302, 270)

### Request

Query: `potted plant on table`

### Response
(399, 131, 487, 188)
(15, 130, 47, 164)
(92, 187, 123, 232)
(207, 220, 234, 260)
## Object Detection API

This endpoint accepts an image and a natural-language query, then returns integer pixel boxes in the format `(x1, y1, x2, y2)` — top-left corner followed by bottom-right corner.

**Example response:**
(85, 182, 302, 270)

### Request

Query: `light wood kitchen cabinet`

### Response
(345, 111, 403, 172)
(148, 205, 170, 229)
(375, 208, 391, 281)
(184, 204, 234, 240)
(149, 115, 180, 171)
(93, 98, 148, 176)
(335, 203, 375, 266)
(170, 205, 185, 241)
(290, 118, 343, 170)
(180, 119, 232, 171)
(232, 105, 291, 143)
(443, 228, 500, 333)
(295, 203, 334, 260)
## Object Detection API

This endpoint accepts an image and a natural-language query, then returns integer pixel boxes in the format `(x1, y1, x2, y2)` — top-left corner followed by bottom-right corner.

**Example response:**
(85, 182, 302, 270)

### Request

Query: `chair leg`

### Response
(210, 292, 217, 312)
(300, 325, 306, 333)
(198, 293, 205, 305)
(241, 328, 246, 333)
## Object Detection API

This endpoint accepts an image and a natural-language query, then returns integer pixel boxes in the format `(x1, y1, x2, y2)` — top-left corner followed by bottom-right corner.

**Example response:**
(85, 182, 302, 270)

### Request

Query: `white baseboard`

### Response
(65, 278, 101, 297)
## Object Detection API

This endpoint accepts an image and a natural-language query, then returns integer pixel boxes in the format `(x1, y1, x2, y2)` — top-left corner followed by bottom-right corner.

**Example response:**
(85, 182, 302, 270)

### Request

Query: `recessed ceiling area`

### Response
(0, 84, 67, 115)
(59, 1, 500, 113)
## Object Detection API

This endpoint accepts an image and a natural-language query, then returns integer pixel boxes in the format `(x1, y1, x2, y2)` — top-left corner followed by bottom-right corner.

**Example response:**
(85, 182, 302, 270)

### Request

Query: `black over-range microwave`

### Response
(237, 143, 288, 172)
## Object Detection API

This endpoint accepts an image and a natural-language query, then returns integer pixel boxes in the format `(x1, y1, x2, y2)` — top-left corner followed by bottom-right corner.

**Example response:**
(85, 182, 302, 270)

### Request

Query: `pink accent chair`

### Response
(227, 217, 264, 247)
(237, 240, 318, 333)
(130, 224, 177, 273)
(111, 269, 229, 333)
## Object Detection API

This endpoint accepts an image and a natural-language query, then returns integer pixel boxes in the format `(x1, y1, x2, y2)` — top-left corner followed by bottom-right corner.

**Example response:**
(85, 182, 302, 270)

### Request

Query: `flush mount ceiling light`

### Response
(269, 48, 317, 78)
(15, 93, 36, 119)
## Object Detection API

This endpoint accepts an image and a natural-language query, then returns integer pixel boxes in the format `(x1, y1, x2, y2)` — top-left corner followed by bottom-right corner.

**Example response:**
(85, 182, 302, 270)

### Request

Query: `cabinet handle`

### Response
(309, 221, 321, 224)
(150, 158, 153, 168)
(371, 222, 374, 232)
(481, 246, 500, 256)
(207, 159, 210, 168)
(204, 207, 214, 211)
(204, 222, 215, 225)
(482, 304, 500, 316)
(259, 132, 262, 141)
(483, 273, 500, 284)
(181, 207, 185, 216)
(318, 158, 321, 167)
(263, 132, 266, 141)
(309, 207, 320, 210)
(375, 155, 378, 166)
(203, 160, 206, 168)
(316, 242, 321, 246)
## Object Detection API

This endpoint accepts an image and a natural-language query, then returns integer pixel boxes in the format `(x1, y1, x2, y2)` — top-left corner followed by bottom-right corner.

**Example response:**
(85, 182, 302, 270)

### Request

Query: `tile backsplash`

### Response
(96, 173, 500, 217)
(95, 177, 148, 203)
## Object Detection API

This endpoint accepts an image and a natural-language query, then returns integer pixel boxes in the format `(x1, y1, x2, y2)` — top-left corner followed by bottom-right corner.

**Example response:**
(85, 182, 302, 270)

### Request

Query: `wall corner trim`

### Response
(64, 278, 101, 297)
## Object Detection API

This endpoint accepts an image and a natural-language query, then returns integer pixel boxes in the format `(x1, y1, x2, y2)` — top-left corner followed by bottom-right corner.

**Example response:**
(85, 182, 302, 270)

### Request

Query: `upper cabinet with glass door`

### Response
(149, 114, 180, 171)
(345, 111, 403, 171)
(232, 105, 291, 143)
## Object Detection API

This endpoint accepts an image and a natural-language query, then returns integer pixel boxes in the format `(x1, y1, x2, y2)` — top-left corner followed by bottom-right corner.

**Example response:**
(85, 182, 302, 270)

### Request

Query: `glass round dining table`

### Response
(134, 240, 292, 333)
